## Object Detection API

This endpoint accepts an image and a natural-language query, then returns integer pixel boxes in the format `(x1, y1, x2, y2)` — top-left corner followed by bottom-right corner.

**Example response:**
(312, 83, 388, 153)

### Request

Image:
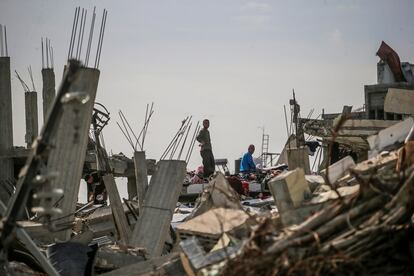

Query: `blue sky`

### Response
(1, 0, 414, 172)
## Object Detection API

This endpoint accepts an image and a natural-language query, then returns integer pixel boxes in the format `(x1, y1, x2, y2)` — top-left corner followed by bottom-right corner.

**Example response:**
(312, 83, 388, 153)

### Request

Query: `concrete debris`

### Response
(268, 168, 311, 211)
(320, 155, 355, 185)
(187, 172, 242, 219)
(129, 160, 186, 256)
(176, 207, 252, 240)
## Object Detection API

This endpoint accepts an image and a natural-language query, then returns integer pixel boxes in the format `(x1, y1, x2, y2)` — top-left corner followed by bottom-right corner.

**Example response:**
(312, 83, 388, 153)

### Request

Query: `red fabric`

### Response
(242, 181, 249, 195)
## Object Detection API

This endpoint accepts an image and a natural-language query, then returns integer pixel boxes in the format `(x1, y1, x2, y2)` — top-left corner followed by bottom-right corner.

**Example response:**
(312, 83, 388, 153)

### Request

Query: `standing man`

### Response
(196, 119, 215, 178)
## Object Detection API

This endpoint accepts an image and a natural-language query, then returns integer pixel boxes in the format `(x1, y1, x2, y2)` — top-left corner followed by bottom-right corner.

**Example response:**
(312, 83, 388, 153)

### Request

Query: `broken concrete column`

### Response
(133, 151, 148, 210)
(0, 56, 14, 205)
(127, 176, 137, 200)
(129, 160, 186, 257)
(268, 168, 310, 212)
(102, 174, 132, 244)
(41, 68, 55, 122)
(24, 91, 38, 148)
(287, 147, 311, 174)
(47, 68, 99, 241)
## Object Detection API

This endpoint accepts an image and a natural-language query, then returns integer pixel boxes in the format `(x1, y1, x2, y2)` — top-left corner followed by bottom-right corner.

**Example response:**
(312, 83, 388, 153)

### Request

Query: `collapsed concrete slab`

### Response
(129, 160, 186, 257)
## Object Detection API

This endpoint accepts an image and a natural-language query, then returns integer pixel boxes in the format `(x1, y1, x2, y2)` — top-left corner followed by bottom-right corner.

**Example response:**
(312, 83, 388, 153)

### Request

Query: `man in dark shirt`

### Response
(196, 119, 215, 178)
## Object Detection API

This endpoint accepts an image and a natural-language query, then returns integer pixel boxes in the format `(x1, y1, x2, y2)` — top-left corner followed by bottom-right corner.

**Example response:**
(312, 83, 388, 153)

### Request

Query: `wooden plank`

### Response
(46, 68, 99, 241)
(103, 174, 132, 244)
(129, 160, 186, 257)
(385, 88, 414, 115)
(133, 151, 148, 210)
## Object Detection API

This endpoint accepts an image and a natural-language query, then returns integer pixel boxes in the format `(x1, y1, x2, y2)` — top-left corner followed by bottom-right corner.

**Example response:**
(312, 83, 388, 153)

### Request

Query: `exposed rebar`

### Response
(85, 6, 96, 66)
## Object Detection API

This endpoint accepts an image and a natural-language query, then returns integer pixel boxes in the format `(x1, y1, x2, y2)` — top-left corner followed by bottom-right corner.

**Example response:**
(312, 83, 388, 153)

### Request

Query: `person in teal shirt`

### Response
(240, 144, 257, 173)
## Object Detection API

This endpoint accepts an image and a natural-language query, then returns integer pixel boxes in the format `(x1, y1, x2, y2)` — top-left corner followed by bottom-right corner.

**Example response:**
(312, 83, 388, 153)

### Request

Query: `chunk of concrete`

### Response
(320, 156, 355, 185)
(268, 168, 310, 212)
(286, 147, 311, 174)
(367, 117, 413, 158)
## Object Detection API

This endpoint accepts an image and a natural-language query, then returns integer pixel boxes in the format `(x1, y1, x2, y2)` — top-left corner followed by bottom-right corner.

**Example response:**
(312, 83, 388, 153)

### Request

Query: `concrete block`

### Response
(367, 117, 413, 158)
(320, 156, 355, 185)
(268, 168, 310, 212)
(286, 147, 310, 174)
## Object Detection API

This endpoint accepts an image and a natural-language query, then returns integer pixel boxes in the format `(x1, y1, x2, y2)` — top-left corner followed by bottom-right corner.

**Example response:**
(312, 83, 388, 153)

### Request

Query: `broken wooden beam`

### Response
(129, 160, 186, 257)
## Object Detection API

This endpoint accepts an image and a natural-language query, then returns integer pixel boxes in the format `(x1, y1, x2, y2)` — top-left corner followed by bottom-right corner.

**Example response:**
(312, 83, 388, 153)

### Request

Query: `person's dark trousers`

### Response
(201, 149, 215, 177)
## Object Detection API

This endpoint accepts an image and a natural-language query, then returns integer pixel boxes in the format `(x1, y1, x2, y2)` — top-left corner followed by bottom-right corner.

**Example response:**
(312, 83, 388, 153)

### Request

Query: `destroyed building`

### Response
(0, 4, 414, 276)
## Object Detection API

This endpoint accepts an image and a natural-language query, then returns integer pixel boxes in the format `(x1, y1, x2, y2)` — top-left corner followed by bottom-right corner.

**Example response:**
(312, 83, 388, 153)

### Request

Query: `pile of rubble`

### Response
(1, 16, 414, 275)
